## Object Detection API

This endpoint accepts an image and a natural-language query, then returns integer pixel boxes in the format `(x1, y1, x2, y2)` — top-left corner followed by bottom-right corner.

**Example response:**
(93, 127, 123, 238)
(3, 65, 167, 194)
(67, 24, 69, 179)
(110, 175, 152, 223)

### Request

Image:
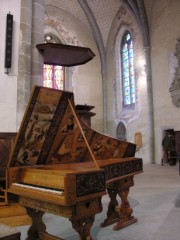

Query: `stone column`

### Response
(17, 0, 33, 129)
(31, 0, 44, 87)
(17, 0, 44, 129)
(145, 46, 155, 164)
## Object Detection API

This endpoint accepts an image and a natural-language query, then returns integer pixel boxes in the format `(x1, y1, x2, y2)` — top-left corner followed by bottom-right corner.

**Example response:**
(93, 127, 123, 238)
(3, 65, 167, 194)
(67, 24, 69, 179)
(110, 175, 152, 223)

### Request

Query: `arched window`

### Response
(121, 31, 135, 107)
(43, 65, 64, 90)
(43, 34, 64, 90)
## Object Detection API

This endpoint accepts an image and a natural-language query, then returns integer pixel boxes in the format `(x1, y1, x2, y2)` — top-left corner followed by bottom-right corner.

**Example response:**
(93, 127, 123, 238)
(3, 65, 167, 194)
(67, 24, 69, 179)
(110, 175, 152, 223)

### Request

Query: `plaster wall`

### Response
(106, 6, 150, 163)
(150, 0, 180, 164)
(45, 5, 103, 132)
(0, 0, 20, 132)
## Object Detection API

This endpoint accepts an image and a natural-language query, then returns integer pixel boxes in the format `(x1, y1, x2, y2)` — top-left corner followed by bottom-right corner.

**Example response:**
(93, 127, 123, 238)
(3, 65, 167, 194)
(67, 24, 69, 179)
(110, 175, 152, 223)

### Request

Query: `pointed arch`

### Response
(121, 31, 135, 108)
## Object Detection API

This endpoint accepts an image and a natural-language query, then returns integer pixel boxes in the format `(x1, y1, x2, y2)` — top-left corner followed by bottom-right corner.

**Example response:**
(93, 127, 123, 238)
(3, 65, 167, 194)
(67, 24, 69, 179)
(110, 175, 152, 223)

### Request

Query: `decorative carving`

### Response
(76, 172, 106, 197)
(101, 187, 119, 227)
(170, 89, 180, 107)
(103, 159, 142, 181)
(70, 216, 95, 240)
(20, 196, 102, 240)
(101, 176, 137, 230)
(169, 38, 180, 107)
(113, 187, 137, 231)
(26, 207, 46, 239)
(170, 38, 180, 90)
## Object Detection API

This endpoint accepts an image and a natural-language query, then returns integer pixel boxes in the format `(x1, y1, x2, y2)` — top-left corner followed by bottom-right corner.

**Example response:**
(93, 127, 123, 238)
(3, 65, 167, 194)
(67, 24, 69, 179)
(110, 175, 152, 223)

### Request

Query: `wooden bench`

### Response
(0, 224, 20, 240)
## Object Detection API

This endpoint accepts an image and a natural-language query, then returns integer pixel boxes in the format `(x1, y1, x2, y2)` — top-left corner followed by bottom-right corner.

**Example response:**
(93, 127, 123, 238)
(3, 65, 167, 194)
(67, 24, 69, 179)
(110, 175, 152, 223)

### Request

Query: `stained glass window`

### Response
(43, 64, 64, 90)
(43, 34, 64, 90)
(121, 32, 135, 106)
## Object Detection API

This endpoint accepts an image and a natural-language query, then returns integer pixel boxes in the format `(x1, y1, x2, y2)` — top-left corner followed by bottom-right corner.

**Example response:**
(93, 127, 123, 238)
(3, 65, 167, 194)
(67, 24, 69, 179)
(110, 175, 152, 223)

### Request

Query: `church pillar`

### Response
(145, 46, 155, 163)
(17, 0, 44, 129)
(17, 0, 33, 129)
(31, 0, 44, 88)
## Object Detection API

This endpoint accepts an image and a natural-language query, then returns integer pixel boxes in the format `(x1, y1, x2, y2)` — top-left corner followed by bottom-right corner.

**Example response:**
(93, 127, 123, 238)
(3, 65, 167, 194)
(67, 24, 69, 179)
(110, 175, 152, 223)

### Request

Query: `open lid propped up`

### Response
(8, 86, 75, 167)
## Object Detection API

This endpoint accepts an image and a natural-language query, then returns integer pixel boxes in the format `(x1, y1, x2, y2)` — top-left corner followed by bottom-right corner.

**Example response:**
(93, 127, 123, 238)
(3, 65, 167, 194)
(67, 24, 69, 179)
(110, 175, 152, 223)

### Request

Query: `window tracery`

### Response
(121, 31, 135, 107)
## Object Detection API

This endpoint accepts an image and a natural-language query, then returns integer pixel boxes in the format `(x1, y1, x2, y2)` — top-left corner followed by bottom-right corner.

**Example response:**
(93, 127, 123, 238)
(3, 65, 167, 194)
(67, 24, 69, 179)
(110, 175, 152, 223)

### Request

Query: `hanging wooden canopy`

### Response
(36, 43, 95, 67)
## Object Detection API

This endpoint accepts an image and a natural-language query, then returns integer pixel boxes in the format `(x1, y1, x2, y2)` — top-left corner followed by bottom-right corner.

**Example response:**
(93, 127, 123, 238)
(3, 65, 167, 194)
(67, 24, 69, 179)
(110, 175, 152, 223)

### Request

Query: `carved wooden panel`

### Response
(0, 133, 16, 180)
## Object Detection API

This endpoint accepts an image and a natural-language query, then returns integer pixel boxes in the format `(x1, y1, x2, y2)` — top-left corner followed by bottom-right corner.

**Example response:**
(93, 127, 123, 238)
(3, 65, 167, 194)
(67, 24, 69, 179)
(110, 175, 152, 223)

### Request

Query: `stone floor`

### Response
(17, 163, 180, 240)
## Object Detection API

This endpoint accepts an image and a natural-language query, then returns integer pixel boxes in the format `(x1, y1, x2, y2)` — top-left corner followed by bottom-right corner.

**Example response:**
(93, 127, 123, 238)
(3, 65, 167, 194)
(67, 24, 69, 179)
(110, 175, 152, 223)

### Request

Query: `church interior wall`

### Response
(150, 0, 180, 164)
(0, 0, 20, 132)
(45, 5, 103, 132)
(1, 0, 180, 165)
(106, 5, 150, 163)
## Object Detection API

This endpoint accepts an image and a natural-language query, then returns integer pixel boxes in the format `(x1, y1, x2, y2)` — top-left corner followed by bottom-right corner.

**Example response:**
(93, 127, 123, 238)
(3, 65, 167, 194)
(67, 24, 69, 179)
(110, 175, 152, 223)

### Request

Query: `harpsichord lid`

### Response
(8, 86, 136, 167)
(8, 86, 75, 167)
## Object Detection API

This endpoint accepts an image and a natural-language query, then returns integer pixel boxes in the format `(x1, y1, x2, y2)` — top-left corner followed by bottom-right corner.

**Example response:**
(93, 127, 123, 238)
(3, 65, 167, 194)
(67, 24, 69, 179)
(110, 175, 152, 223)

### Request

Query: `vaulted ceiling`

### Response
(45, 0, 153, 48)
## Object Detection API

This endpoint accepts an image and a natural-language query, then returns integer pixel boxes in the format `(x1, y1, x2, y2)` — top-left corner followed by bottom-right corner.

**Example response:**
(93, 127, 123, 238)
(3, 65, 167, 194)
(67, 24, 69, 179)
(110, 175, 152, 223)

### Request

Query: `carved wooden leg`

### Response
(113, 177, 137, 231)
(101, 186, 119, 227)
(25, 207, 46, 240)
(70, 215, 95, 240)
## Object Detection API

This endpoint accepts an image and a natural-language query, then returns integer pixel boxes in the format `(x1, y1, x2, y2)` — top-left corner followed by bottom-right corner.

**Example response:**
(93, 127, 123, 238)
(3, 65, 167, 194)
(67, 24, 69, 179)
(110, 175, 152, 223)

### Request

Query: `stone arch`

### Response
(116, 122, 126, 140)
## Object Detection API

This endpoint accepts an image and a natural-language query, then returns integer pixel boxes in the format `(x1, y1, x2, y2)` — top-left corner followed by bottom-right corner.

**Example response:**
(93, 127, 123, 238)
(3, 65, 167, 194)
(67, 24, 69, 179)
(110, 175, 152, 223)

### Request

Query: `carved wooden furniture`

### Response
(6, 86, 143, 239)
(0, 133, 16, 205)
(8, 164, 106, 240)
(76, 104, 96, 127)
(36, 43, 95, 67)
(6, 86, 106, 240)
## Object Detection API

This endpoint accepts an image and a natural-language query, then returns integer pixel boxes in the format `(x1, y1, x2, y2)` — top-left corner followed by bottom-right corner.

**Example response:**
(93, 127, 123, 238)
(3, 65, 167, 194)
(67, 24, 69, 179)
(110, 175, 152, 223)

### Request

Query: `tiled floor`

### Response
(17, 163, 180, 240)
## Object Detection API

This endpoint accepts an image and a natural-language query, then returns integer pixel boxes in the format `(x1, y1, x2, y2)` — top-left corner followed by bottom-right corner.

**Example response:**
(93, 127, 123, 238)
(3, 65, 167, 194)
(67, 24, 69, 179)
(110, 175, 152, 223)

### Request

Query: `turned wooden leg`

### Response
(70, 215, 95, 240)
(113, 177, 137, 231)
(25, 207, 46, 240)
(101, 186, 119, 227)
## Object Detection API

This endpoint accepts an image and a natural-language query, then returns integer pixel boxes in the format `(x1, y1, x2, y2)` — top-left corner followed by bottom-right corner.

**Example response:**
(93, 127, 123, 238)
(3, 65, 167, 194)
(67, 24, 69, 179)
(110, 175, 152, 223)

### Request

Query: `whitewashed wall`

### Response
(105, 0, 180, 164)
(106, 6, 150, 163)
(1, 0, 180, 166)
(150, 0, 180, 164)
(0, 0, 20, 132)
(45, 5, 103, 132)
